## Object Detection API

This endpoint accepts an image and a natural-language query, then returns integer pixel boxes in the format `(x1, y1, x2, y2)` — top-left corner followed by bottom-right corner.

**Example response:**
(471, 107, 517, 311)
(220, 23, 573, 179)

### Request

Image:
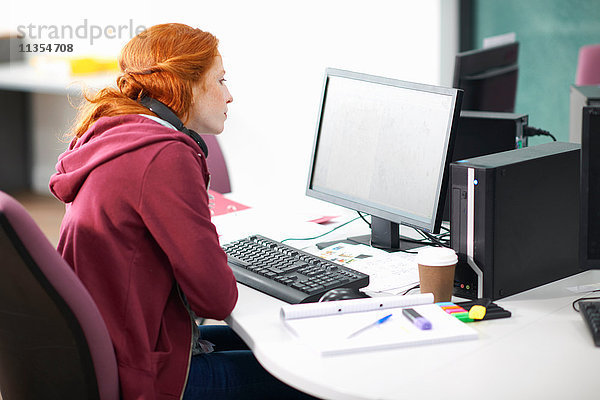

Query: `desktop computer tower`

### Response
(450, 142, 582, 300)
(569, 85, 600, 144)
(581, 106, 600, 269)
(442, 111, 529, 220)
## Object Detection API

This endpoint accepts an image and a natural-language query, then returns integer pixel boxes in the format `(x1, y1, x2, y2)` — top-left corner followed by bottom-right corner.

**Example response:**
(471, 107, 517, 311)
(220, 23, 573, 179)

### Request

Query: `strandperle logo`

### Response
(16, 19, 147, 45)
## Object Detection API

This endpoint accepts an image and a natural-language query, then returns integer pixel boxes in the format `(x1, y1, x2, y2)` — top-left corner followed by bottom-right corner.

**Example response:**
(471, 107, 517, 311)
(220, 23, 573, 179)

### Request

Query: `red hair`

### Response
(72, 23, 219, 140)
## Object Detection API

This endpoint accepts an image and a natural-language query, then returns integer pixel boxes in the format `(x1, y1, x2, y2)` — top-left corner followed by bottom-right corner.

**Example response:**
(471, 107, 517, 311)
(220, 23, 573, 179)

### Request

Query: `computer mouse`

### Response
(319, 288, 370, 302)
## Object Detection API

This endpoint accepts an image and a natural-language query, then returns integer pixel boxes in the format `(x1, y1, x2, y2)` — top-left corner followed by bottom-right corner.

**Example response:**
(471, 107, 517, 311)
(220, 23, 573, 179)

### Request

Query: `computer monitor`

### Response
(306, 68, 463, 251)
(453, 42, 519, 112)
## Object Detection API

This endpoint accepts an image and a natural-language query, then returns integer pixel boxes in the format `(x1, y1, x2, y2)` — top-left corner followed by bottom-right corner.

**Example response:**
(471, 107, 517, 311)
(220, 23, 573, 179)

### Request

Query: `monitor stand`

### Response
(316, 216, 423, 252)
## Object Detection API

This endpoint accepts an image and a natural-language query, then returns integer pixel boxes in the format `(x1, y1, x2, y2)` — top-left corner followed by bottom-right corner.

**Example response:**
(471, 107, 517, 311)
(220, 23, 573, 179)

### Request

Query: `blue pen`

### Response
(347, 314, 393, 338)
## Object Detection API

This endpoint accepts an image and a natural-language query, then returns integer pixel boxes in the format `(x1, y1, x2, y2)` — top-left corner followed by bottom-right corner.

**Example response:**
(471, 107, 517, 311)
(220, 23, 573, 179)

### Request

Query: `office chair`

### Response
(576, 43, 600, 85)
(201, 134, 231, 194)
(0, 191, 119, 400)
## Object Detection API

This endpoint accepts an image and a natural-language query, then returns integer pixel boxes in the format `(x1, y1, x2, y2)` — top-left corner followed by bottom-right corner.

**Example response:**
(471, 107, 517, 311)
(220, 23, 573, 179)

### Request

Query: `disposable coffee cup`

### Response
(416, 247, 458, 303)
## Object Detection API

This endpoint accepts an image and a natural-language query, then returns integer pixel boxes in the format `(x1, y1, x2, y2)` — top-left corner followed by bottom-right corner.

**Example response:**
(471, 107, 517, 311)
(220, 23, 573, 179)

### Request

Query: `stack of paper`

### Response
(316, 243, 421, 295)
(281, 294, 478, 356)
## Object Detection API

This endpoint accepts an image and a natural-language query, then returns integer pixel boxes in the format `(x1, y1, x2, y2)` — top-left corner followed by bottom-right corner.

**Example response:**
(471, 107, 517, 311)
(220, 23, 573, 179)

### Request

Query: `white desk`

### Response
(220, 207, 600, 400)
(0, 62, 114, 94)
(227, 271, 600, 400)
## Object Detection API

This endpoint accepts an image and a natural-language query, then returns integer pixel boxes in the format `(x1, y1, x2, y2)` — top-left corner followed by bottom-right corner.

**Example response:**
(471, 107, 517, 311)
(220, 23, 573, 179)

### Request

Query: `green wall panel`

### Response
(473, 0, 600, 145)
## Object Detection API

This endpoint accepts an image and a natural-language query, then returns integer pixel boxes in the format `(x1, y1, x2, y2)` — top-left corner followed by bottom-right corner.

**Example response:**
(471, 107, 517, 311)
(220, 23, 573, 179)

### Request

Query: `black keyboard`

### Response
(580, 301, 600, 347)
(222, 235, 369, 303)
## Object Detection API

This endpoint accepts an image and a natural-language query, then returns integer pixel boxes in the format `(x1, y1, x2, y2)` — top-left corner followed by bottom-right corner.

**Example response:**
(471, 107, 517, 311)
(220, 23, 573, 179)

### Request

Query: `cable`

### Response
(356, 212, 432, 248)
(399, 284, 420, 296)
(524, 126, 557, 142)
(280, 216, 361, 243)
(417, 229, 451, 248)
(572, 290, 600, 312)
(357, 211, 371, 228)
(284, 210, 451, 251)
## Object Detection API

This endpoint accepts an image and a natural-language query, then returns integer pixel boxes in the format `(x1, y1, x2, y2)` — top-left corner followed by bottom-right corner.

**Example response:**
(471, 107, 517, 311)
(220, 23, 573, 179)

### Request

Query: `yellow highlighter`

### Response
(468, 304, 487, 320)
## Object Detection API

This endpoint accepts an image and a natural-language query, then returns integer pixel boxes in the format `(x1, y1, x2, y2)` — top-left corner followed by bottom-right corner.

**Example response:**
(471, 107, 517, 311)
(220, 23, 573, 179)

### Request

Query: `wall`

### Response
(2, 0, 458, 204)
(472, 0, 600, 146)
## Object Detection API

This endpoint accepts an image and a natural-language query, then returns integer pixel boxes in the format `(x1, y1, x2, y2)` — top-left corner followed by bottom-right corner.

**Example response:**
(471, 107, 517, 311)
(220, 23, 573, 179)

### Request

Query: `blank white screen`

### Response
(311, 75, 454, 226)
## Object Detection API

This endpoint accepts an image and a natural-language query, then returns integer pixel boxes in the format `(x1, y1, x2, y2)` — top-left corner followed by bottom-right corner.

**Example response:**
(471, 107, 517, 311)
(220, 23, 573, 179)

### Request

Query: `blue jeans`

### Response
(183, 325, 319, 400)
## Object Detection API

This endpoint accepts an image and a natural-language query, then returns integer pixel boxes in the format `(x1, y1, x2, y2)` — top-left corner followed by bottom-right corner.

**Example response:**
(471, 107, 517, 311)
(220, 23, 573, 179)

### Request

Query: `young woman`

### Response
(50, 23, 315, 400)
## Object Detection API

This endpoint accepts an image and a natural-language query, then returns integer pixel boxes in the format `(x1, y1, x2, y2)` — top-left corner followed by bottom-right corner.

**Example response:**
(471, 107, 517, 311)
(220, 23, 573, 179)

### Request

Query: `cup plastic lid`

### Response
(416, 247, 458, 266)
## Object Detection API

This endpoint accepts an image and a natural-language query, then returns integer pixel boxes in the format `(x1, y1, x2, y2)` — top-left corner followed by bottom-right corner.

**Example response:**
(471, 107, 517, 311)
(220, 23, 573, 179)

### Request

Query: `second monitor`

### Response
(306, 68, 463, 250)
(453, 42, 519, 113)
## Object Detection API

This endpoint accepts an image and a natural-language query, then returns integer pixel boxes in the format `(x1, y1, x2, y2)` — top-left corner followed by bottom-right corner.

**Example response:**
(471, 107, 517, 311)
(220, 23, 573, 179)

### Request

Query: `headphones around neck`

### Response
(139, 96, 209, 158)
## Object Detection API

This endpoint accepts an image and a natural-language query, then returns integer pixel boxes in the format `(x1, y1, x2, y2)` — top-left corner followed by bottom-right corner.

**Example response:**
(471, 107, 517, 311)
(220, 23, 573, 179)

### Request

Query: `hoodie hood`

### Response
(50, 114, 201, 203)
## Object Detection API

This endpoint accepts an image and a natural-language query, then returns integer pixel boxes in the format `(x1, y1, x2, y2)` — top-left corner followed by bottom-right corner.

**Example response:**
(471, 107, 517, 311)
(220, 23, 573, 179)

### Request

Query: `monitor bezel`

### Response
(306, 67, 463, 235)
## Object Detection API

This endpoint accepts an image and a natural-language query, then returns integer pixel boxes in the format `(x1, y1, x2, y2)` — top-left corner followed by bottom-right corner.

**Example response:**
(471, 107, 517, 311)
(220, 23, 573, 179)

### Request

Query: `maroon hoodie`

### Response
(50, 114, 238, 400)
